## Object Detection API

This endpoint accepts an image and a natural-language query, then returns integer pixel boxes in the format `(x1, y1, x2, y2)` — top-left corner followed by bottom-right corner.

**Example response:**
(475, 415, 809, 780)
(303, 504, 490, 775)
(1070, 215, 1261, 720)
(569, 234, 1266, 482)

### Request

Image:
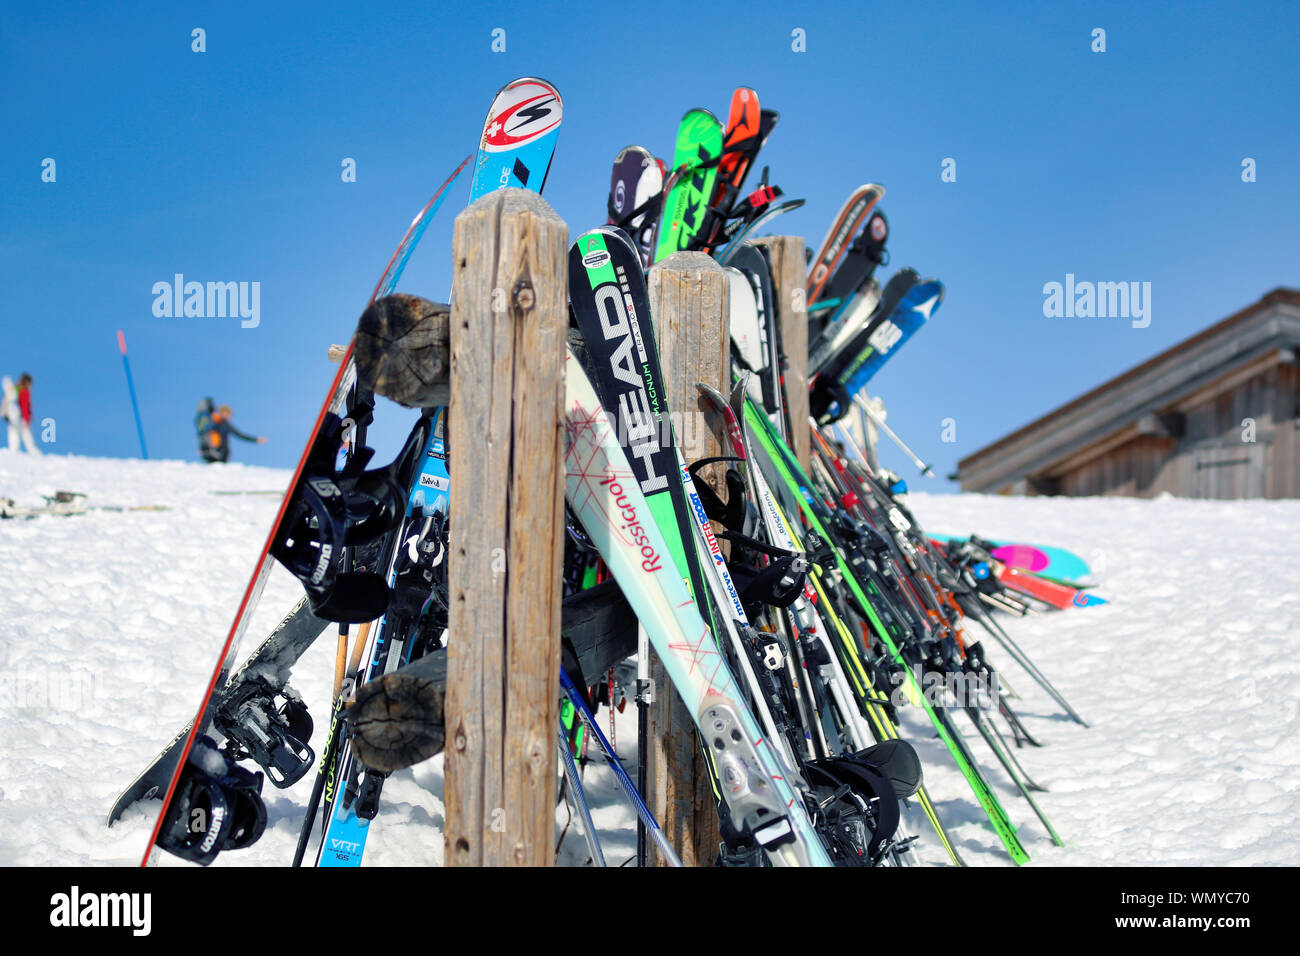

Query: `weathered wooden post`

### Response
(754, 236, 810, 471)
(444, 189, 568, 866)
(643, 251, 730, 866)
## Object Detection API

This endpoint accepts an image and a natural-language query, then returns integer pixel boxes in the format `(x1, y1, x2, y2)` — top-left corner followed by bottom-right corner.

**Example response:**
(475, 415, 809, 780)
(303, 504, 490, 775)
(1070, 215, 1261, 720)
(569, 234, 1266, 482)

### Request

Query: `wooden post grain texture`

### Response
(644, 251, 729, 866)
(444, 189, 567, 866)
(755, 236, 810, 472)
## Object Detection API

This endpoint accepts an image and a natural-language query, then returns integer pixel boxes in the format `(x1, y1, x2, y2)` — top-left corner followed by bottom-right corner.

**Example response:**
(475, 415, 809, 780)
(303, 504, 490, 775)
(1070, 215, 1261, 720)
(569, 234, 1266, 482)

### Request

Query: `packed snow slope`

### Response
(2, 450, 1297, 867)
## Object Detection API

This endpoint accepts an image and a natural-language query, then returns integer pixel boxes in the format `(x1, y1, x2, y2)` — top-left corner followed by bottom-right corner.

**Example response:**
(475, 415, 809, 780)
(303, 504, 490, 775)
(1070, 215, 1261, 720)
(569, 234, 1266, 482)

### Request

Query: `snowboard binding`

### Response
(271, 414, 430, 622)
(156, 735, 267, 865)
(214, 687, 315, 789)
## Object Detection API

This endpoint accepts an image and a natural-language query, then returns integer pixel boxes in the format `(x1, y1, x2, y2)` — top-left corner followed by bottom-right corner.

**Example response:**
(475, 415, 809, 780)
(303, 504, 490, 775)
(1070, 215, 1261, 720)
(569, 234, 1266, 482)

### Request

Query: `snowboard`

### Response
(124, 156, 472, 865)
(107, 596, 329, 826)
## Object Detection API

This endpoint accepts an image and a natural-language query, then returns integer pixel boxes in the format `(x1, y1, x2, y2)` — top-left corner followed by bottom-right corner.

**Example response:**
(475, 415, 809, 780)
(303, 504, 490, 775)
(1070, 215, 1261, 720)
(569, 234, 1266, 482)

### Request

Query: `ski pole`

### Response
(116, 330, 148, 459)
(852, 393, 933, 478)
(560, 668, 682, 867)
(557, 729, 606, 867)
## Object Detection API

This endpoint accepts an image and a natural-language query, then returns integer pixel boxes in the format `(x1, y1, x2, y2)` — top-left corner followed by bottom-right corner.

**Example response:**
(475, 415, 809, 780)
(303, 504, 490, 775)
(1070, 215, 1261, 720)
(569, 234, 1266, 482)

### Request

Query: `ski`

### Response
(653, 109, 724, 262)
(2, 491, 170, 518)
(812, 274, 943, 424)
(562, 346, 831, 866)
(812, 268, 919, 383)
(928, 533, 1093, 584)
(468, 77, 562, 199)
(697, 379, 966, 866)
(703, 86, 764, 248)
(806, 184, 885, 306)
(312, 76, 564, 868)
(745, 398, 1032, 863)
(607, 145, 664, 266)
(713, 197, 806, 267)
(816, 209, 890, 317)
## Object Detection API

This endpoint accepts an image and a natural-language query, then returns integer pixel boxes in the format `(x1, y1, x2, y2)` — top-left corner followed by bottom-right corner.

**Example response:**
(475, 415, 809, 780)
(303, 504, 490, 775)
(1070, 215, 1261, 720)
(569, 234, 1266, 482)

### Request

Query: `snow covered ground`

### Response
(2, 450, 1298, 867)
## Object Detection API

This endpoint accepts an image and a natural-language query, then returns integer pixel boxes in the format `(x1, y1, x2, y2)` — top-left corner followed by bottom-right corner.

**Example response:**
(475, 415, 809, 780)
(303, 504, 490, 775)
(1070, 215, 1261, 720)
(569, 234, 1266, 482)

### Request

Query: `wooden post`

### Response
(444, 189, 567, 866)
(644, 251, 729, 866)
(755, 236, 810, 471)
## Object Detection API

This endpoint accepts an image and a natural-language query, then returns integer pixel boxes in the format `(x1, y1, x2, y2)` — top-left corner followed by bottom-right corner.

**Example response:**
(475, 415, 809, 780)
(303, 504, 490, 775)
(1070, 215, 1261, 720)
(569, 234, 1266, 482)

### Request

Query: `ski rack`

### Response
(437, 220, 818, 866)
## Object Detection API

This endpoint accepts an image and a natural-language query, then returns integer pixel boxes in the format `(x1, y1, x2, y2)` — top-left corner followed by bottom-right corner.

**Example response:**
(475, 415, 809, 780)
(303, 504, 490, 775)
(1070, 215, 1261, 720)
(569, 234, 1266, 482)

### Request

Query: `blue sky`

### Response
(4, 1, 1298, 489)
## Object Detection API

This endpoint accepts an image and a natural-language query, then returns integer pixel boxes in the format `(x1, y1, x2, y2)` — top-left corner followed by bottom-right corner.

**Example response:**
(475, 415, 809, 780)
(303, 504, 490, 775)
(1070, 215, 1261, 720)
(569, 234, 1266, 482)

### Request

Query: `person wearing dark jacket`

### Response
(197, 399, 266, 463)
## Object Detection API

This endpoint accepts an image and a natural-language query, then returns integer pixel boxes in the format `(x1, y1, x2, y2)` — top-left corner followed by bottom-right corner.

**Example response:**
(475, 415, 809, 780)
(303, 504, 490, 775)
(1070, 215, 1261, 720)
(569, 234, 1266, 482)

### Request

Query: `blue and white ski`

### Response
(314, 77, 563, 867)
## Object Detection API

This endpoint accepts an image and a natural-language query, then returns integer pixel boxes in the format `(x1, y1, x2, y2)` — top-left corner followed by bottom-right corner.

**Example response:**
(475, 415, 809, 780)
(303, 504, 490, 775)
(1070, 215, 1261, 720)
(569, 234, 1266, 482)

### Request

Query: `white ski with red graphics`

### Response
(563, 346, 831, 866)
(567, 229, 795, 768)
(470, 77, 562, 197)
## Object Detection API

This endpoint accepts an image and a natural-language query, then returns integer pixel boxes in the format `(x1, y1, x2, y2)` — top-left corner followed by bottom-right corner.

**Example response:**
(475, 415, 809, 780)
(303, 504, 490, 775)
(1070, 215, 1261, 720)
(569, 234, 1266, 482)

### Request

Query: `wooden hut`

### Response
(957, 288, 1300, 499)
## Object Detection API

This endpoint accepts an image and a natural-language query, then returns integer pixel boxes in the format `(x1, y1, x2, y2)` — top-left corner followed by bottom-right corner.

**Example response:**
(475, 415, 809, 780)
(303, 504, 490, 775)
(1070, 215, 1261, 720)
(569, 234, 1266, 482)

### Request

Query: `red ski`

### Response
(996, 565, 1107, 610)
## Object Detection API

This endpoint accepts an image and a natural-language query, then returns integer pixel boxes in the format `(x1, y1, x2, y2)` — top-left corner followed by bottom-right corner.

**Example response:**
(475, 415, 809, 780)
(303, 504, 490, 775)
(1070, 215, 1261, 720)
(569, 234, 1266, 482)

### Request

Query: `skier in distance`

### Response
(2, 373, 41, 454)
(197, 398, 266, 463)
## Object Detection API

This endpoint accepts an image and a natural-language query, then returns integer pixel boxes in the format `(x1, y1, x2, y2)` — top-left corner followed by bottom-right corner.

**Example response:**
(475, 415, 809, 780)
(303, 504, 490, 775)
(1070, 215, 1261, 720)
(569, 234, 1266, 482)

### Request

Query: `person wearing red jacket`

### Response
(2, 373, 40, 454)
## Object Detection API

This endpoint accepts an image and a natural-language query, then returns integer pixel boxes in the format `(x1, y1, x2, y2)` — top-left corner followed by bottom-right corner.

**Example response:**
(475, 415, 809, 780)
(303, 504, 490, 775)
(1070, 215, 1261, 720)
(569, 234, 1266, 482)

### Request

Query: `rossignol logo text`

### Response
(599, 475, 662, 573)
(50, 887, 151, 936)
